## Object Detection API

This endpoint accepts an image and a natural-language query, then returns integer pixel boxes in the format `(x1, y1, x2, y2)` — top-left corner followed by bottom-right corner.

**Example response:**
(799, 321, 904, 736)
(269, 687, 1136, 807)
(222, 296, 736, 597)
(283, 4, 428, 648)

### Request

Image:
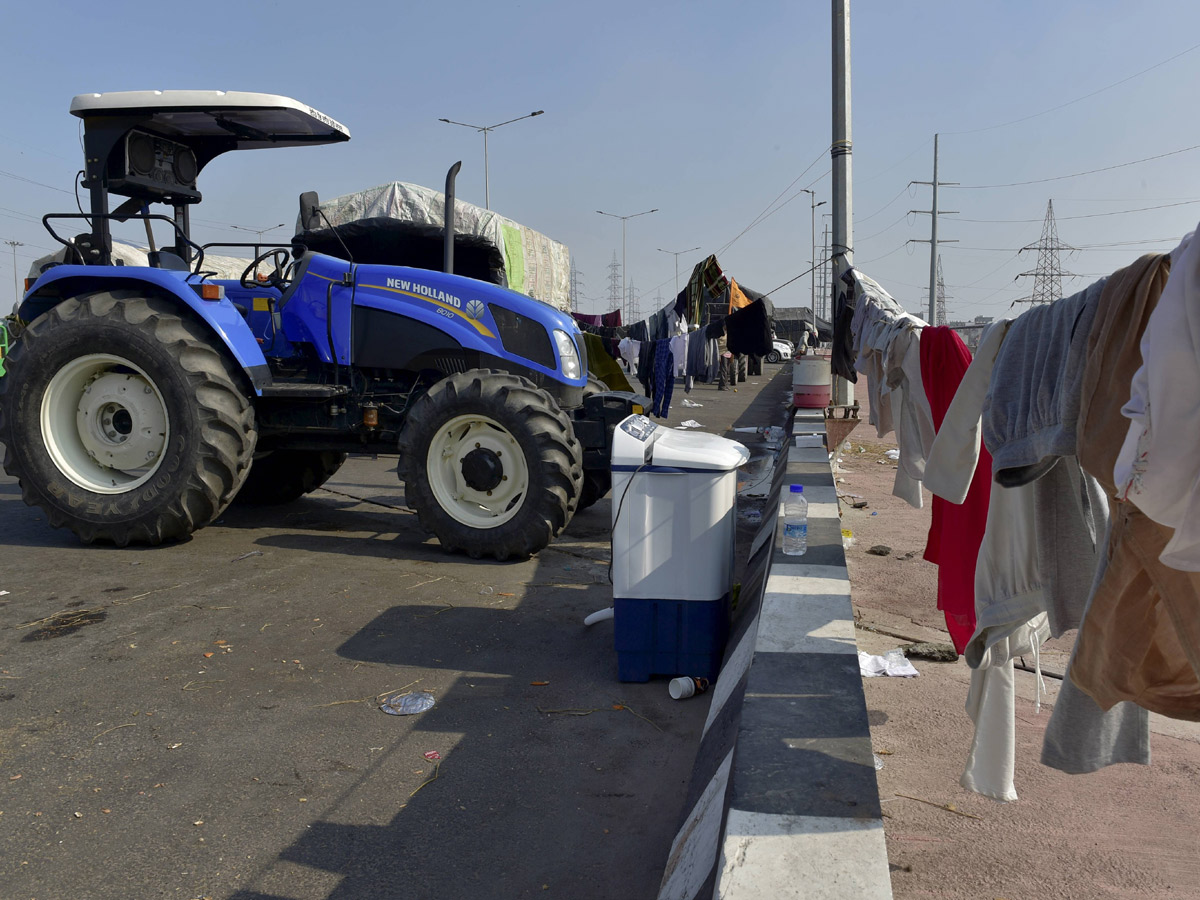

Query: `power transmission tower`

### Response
(626, 280, 641, 325)
(909, 133, 958, 323)
(935, 255, 948, 326)
(818, 223, 830, 320)
(606, 251, 622, 313)
(569, 259, 585, 313)
(1017, 200, 1074, 306)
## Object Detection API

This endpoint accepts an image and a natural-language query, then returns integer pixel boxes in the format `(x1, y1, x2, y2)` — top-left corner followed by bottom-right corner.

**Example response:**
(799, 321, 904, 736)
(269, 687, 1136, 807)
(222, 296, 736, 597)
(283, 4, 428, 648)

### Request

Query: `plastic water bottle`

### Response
(783, 484, 808, 556)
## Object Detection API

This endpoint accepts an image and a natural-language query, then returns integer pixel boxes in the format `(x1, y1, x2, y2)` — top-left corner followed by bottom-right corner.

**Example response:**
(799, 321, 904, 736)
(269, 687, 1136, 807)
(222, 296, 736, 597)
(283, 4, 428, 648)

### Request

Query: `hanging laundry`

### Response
(644, 306, 671, 342)
(982, 278, 1106, 486)
(636, 339, 655, 397)
(724, 298, 772, 357)
(651, 341, 675, 418)
(618, 337, 640, 374)
(832, 267, 899, 381)
(877, 320, 934, 508)
(574, 320, 629, 362)
(1115, 229, 1200, 570)
(685, 255, 729, 327)
(727, 277, 753, 312)
(927, 298, 1147, 796)
(579, 332, 633, 393)
(670, 332, 688, 377)
(1067, 250, 1200, 720)
(920, 326, 989, 654)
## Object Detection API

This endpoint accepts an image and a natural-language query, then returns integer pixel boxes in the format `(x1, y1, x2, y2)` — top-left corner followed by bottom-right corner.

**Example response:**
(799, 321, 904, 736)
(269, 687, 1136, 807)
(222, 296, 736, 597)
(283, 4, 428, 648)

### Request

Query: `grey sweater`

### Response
(982, 277, 1106, 486)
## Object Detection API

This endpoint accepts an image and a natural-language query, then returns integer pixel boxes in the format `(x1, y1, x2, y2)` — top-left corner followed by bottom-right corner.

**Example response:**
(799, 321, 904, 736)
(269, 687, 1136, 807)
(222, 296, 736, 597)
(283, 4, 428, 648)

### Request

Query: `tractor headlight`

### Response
(553, 330, 582, 381)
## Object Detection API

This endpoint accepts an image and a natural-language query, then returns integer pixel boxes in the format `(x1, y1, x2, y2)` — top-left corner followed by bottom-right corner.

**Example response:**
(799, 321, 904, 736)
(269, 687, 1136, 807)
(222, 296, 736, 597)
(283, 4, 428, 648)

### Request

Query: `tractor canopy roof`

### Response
(70, 90, 350, 150)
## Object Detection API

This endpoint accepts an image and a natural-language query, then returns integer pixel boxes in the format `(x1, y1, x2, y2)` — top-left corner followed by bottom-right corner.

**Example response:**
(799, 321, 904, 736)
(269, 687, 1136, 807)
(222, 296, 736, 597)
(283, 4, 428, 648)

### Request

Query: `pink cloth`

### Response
(921, 327, 990, 654)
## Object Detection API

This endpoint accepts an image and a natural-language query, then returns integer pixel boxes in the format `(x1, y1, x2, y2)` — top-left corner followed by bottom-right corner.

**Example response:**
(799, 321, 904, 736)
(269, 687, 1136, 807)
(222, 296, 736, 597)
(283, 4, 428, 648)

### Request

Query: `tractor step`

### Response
(259, 383, 350, 399)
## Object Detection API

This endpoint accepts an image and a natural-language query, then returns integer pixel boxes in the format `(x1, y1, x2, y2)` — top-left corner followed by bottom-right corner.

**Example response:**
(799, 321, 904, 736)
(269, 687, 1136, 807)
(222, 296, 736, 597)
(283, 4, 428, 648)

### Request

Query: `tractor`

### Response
(0, 90, 640, 560)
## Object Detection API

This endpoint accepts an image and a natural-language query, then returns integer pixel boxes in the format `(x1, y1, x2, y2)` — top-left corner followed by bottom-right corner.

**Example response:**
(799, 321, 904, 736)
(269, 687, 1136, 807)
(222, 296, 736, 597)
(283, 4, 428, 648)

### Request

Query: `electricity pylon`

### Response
(1017, 200, 1074, 306)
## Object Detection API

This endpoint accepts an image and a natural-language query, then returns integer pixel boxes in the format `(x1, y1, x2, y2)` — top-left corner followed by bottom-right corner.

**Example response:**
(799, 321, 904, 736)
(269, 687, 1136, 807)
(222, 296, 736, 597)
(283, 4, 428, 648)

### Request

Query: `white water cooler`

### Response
(609, 414, 750, 682)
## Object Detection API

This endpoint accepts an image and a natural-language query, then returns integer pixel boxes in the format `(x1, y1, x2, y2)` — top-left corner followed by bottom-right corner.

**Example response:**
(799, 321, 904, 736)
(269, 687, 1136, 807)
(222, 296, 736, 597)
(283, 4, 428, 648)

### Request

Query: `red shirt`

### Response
(921, 327, 991, 654)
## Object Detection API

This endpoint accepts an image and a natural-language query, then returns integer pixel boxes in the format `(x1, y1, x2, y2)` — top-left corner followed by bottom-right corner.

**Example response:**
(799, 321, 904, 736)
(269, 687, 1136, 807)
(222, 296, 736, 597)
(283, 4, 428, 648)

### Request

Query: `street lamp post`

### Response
(597, 208, 657, 320)
(231, 223, 287, 246)
(438, 110, 545, 210)
(6, 240, 24, 313)
(231, 224, 288, 279)
(799, 191, 825, 312)
(657, 245, 700, 297)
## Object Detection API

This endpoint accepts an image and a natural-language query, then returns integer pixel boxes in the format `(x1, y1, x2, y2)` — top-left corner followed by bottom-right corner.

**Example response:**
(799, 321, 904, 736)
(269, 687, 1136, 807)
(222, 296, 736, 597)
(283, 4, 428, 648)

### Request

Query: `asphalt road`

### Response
(0, 364, 793, 900)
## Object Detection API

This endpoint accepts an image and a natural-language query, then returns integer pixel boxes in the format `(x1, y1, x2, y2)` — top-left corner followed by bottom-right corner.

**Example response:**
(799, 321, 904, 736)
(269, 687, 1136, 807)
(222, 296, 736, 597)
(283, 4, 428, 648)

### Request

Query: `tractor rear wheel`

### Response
(0, 291, 257, 545)
(234, 450, 347, 505)
(398, 369, 583, 560)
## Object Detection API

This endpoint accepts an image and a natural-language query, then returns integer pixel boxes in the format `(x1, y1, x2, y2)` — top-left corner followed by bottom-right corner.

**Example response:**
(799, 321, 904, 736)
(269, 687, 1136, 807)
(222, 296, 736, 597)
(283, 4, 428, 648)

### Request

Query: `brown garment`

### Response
(1071, 252, 1200, 719)
(727, 278, 752, 312)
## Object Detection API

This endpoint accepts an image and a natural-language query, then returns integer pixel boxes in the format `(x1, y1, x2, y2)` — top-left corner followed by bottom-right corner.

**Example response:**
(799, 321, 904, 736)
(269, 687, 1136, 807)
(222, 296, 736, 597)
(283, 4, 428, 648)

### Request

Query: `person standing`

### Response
(717, 329, 735, 391)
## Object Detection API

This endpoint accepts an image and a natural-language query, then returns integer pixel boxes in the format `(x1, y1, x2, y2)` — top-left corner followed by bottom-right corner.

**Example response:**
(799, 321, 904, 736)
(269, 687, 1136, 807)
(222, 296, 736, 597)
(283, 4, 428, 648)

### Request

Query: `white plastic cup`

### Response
(669, 677, 696, 700)
(669, 676, 709, 700)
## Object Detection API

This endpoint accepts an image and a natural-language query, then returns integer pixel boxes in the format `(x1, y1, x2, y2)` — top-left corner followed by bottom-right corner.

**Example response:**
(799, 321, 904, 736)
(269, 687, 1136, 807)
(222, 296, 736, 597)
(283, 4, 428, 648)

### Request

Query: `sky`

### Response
(3, 0, 1200, 322)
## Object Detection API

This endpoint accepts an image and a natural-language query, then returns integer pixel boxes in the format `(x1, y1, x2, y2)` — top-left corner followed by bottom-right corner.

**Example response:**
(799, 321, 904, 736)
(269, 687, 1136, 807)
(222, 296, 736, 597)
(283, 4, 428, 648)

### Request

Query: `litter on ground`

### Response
(859, 649, 919, 678)
(380, 691, 436, 716)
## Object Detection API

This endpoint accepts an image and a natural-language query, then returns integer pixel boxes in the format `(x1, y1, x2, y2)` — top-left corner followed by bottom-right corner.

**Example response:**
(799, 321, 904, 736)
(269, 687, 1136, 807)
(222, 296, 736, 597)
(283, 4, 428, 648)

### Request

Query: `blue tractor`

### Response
(1, 91, 637, 560)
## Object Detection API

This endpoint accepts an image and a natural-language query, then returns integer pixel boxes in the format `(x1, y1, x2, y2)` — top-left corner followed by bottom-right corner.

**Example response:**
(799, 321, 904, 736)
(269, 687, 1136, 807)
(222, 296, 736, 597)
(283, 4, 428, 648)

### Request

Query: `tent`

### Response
(772, 305, 833, 345)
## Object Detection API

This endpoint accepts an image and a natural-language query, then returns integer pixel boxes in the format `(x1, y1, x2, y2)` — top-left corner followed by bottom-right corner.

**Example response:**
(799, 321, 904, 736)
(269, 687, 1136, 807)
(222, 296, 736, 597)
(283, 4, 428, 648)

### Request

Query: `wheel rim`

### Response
(426, 413, 529, 529)
(40, 353, 171, 494)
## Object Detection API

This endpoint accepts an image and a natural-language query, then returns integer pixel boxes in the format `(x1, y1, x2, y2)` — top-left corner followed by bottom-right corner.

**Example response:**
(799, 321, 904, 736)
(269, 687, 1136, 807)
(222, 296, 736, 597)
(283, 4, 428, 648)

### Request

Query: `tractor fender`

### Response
(18, 266, 272, 393)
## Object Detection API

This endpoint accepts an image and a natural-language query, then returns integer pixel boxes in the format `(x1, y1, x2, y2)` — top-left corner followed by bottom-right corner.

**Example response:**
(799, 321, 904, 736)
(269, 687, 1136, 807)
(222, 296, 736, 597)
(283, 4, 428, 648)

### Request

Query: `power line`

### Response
(953, 199, 1200, 224)
(857, 211, 912, 243)
(856, 184, 915, 225)
(946, 236, 1182, 252)
(943, 40, 1200, 137)
(716, 146, 830, 256)
(0, 168, 73, 195)
(948, 143, 1200, 190)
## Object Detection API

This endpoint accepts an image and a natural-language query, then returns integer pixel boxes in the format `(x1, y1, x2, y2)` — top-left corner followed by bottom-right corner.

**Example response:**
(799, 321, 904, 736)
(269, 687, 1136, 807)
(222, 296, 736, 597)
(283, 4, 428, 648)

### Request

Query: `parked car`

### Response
(766, 336, 794, 364)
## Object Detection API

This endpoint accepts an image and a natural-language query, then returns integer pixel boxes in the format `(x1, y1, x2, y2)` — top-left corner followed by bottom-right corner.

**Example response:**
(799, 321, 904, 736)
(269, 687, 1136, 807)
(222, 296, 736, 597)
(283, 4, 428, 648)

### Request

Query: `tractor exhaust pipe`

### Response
(444, 161, 462, 276)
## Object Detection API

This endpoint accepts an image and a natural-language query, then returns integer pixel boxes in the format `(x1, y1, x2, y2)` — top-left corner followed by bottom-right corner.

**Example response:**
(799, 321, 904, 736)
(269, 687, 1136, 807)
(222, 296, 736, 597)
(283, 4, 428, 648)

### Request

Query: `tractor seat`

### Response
(147, 249, 190, 271)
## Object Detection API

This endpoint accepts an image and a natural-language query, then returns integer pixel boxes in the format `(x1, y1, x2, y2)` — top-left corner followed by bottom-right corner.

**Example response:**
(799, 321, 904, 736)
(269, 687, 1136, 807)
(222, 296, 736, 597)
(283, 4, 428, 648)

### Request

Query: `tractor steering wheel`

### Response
(240, 248, 294, 291)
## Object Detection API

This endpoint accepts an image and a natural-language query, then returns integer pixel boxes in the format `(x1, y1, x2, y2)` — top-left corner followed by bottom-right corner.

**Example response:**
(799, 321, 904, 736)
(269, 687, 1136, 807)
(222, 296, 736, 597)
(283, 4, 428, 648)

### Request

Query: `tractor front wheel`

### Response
(0, 291, 257, 545)
(398, 370, 583, 560)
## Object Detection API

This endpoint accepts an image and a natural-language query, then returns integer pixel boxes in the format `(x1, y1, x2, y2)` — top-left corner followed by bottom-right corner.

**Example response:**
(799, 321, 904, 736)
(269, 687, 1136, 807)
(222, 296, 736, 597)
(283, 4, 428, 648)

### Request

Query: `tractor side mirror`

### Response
(299, 191, 321, 232)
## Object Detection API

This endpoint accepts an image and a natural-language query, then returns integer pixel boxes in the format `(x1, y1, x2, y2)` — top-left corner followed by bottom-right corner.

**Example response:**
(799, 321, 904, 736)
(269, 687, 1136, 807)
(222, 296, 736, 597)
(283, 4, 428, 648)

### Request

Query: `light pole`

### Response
(231, 224, 287, 279)
(438, 110, 544, 210)
(597, 208, 657, 320)
(231, 223, 287, 246)
(6, 240, 23, 312)
(657, 245, 700, 297)
(799, 190, 825, 312)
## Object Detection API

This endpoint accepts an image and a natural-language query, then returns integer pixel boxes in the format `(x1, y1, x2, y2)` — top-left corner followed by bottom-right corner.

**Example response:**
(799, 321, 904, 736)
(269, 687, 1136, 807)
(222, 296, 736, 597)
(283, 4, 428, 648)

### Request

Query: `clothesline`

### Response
(572, 254, 776, 419)
(835, 219, 1200, 803)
